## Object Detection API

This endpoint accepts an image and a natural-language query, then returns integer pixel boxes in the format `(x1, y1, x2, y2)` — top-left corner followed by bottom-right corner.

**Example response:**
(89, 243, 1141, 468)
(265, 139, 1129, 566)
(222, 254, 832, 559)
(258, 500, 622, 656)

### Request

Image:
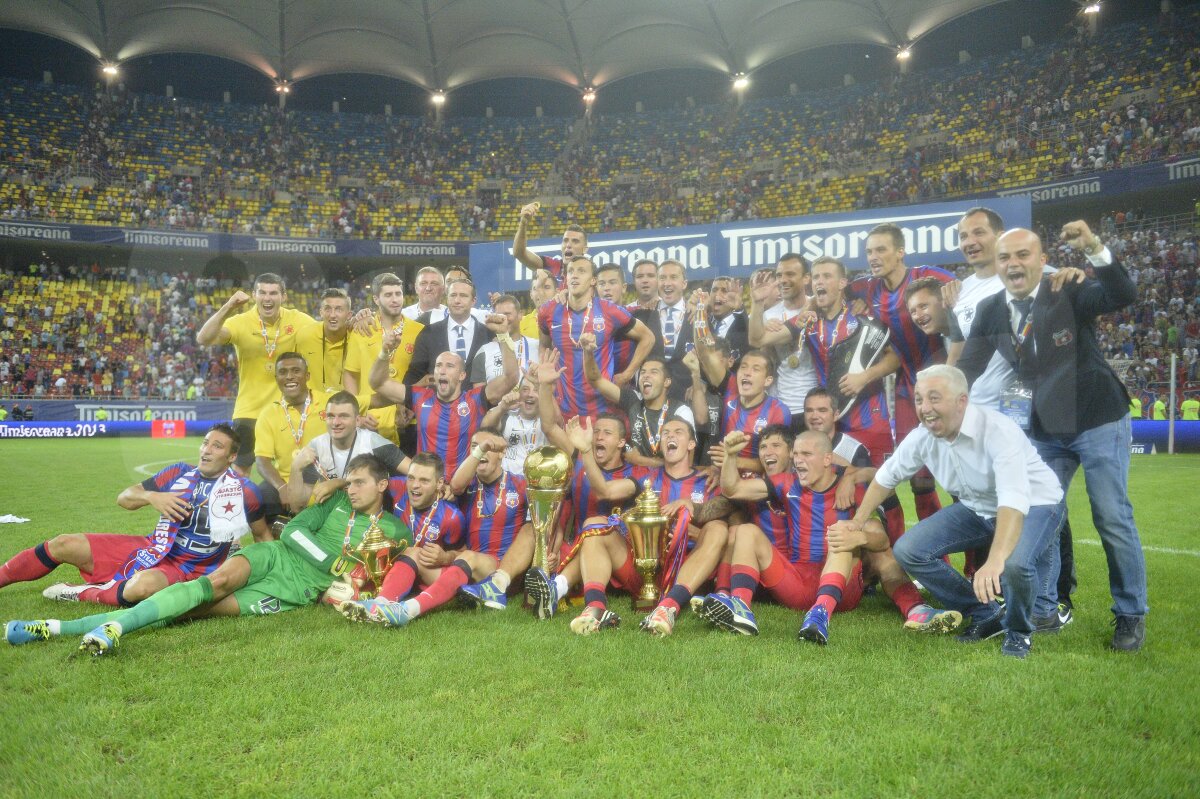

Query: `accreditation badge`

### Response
(999, 376, 1033, 430)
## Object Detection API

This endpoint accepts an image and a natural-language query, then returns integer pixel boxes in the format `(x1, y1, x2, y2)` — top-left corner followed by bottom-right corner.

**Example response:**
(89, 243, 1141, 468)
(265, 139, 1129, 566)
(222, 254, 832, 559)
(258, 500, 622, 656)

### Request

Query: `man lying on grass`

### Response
(5, 455, 413, 656)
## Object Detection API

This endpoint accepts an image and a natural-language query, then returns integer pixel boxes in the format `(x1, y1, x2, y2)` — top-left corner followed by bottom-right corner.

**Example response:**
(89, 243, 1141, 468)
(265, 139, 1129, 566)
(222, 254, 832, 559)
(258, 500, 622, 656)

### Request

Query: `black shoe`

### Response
(1000, 631, 1032, 659)
(955, 611, 1005, 644)
(1111, 615, 1145, 652)
(1033, 603, 1074, 634)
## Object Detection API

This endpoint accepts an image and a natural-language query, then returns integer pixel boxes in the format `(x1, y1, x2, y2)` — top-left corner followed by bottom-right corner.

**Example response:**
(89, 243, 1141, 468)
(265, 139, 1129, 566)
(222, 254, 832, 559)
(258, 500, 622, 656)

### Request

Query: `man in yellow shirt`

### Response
(1181, 395, 1199, 421)
(1128, 395, 1142, 419)
(197, 273, 314, 475)
(519, 268, 557, 340)
(1152, 397, 1167, 420)
(343, 273, 424, 445)
(254, 352, 333, 520)
(295, 288, 353, 393)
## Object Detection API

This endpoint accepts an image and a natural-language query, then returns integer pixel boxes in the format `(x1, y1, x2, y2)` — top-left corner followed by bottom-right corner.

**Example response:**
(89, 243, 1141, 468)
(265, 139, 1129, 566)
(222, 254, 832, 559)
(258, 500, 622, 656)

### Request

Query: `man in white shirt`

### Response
(471, 294, 538, 386)
(749, 255, 817, 428)
(828, 365, 1064, 659)
(402, 266, 447, 321)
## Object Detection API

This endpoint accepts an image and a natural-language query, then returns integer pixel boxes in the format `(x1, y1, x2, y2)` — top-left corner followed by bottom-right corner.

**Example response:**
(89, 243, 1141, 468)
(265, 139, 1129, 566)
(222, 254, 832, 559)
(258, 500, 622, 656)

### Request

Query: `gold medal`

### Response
(265, 362, 275, 373)
(388, 365, 398, 378)
(787, 354, 800, 369)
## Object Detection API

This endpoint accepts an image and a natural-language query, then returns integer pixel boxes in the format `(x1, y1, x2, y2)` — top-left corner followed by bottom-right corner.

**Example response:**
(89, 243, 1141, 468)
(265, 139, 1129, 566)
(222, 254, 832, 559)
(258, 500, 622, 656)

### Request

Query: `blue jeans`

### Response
(1032, 415, 1149, 618)
(894, 501, 1066, 635)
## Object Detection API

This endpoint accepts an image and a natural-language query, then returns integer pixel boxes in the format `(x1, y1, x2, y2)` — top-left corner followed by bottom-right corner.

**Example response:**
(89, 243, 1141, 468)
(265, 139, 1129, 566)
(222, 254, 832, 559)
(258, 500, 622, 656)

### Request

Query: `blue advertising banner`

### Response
(1130, 420, 1200, 453)
(468, 197, 1033, 298)
(4, 400, 234, 423)
(994, 155, 1200, 205)
(0, 421, 158, 438)
(0, 221, 469, 259)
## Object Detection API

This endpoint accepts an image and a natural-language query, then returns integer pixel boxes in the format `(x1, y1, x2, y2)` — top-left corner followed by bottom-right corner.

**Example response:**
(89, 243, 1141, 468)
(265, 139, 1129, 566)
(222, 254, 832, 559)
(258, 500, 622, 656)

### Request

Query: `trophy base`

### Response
(631, 594, 659, 612)
(632, 559, 660, 611)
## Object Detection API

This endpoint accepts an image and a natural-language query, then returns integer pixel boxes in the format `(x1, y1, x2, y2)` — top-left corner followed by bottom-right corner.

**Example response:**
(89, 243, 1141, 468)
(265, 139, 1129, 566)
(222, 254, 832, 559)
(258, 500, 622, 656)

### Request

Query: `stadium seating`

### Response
(0, 7, 1196, 239)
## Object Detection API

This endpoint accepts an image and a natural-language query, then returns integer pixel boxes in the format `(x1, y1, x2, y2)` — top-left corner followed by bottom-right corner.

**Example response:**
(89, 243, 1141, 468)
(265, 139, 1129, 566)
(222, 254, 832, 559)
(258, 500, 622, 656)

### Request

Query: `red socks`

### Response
(813, 572, 847, 616)
(380, 556, 418, 601)
(0, 543, 58, 589)
(889, 581, 923, 618)
(414, 561, 471, 614)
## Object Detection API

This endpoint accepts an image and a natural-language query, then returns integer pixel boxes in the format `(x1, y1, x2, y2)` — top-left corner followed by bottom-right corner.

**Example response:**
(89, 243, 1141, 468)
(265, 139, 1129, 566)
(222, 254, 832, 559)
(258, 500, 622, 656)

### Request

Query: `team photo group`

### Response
(0, 202, 1149, 660)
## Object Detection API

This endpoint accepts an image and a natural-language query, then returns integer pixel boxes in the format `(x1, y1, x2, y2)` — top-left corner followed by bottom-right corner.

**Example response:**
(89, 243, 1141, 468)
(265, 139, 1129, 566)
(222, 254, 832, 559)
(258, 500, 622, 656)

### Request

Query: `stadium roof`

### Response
(0, 0, 1008, 91)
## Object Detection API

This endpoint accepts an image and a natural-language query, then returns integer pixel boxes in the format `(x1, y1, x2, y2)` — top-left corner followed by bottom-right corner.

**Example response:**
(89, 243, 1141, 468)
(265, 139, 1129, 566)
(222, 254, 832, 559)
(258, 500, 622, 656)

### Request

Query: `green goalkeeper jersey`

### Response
(280, 492, 412, 575)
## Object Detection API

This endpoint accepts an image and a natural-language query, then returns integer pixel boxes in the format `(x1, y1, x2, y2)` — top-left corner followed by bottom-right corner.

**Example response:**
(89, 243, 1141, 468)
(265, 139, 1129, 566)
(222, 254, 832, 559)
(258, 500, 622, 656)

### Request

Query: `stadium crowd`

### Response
(1, 204, 1162, 661)
(0, 7, 1196, 240)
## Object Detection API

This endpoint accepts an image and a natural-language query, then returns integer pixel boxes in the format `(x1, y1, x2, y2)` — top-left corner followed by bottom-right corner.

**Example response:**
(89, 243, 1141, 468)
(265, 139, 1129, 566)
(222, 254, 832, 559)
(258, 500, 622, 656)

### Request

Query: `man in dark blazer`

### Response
(705, 276, 751, 362)
(404, 278, 495, 386)
(957, 220, 1147, 652)
(650, 260, 695, 403)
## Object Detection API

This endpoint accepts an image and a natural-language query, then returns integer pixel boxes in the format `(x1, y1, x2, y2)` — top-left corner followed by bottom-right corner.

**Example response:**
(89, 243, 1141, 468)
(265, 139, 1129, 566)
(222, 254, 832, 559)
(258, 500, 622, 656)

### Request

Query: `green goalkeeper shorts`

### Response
(230, 541, 331, 616)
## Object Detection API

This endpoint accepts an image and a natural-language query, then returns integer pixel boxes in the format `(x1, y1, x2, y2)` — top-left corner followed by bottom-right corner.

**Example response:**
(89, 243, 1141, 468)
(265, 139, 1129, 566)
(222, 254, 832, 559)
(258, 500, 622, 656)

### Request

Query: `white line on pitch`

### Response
(134, 445, 198, 476)
(1076, 538, 1200, 558)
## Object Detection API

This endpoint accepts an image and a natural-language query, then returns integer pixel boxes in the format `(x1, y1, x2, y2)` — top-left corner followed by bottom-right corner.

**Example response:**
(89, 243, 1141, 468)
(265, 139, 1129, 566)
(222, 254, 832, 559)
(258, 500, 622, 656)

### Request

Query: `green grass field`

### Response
(0, 438, 1197, 798)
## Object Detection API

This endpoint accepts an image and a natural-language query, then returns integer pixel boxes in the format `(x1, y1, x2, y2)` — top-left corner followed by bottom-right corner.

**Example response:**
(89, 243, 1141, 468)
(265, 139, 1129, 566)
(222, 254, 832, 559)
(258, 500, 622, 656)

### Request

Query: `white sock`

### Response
(492, 570, 512, 592)
(402, 598, 421, 618)
(47, 619, 61, 636)
(553, 574, 569, 596)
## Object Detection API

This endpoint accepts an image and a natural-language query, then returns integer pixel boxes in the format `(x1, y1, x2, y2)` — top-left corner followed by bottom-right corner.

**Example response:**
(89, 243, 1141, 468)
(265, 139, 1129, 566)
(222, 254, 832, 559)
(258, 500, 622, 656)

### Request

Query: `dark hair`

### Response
(777, 253, 808, 273)
(564, 223, 587, 242)
(867, 223, 905, 250)
(447, 277, 476, 297)
(961, 206, 1005, 234)
(492, 293, 521, 311)
(409, 451, 445, 477)
(903, 276, 946, 304)
(274, 351, 307, 368)
(320, 288, 351, 304)
(804, 386, 839, 414)
(596, 263, 625, 281)
(757, 423, 794, 450)
(740, 348, 778, 379)
(477, 425, 505, 439)
(371, 272, 404, 297)
(566, 255, 596, 275)
(640, 355, 669, 373)
(325, 390, 360, 414)
(207, 422, 241, 454)
(661, 417, 696, 441)
(596, 411, 628, 439)
(632, 259, 658, 273)
(253, 272, 286, 291)
(347, 453, 389, 482)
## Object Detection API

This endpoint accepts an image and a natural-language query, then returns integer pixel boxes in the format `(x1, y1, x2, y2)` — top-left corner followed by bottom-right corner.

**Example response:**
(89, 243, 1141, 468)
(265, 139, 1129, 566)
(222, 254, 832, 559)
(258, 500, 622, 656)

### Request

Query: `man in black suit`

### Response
(705, 276, 750, 361)
(404, 278, 495, 386)
(650, 260, 694, 403)
(957, 220, 1147, 652)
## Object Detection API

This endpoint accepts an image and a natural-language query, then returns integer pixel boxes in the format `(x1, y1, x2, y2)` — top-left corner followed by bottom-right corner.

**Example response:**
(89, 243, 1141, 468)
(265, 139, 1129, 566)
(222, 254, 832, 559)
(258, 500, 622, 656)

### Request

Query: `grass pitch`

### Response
(0, 438, 1197, 798)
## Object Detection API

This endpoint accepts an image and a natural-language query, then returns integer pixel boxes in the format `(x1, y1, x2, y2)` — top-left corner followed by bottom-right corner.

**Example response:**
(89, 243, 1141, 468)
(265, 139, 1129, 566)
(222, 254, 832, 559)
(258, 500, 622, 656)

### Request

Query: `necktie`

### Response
(454, 324, 467, 363)
(1012, 297, 1032, 335)
(663, 307, 676, 357)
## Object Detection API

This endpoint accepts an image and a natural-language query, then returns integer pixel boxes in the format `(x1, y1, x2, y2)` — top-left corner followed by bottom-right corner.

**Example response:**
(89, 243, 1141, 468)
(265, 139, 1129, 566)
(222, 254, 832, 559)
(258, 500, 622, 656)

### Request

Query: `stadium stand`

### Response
(0, 7, 1196, 240)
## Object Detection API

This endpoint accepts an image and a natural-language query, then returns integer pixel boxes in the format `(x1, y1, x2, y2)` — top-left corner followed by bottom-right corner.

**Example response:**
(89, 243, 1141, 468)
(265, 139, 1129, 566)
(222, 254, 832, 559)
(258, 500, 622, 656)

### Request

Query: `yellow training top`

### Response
(224, 307, 314, 420)
(253, 388, 334, 481)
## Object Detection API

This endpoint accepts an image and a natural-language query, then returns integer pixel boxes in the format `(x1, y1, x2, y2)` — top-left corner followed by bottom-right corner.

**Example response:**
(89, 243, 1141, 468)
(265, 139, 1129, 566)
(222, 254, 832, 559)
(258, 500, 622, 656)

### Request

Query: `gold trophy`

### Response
(346, 517, 407, 597)
(622, 481, 670, 610)
(524, 446, 572, 573)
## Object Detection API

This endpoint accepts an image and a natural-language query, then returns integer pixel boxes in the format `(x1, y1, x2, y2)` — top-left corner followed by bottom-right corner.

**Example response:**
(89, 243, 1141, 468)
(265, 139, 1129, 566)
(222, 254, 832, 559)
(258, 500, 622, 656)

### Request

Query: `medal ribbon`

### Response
(641, 403, 670, 454)
(332, 507, 385, 576)
(474, 473, 507, 518)
(283, 393, 313, 446)
(565, 300, 595, 347)
(409, 500, 438, 546)
(259, 316, 282, 360)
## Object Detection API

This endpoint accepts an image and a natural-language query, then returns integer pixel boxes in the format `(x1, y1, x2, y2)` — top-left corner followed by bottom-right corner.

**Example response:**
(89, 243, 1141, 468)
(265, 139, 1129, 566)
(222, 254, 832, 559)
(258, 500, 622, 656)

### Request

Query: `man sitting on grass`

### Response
(6, 455, 412, 656)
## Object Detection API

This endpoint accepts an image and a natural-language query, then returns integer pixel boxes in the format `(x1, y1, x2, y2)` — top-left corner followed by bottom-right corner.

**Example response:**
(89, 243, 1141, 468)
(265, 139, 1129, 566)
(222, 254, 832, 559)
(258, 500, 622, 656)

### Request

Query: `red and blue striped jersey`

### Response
(795, 309, 891, 436)
(647, 467, 716, 506)
(539, 296, 634, 420)
(721, 386, 791, 459)
(614, 306, 655, 375)
(539, 254, 566, 289)
(388, 476, 466, 549)
(461, 472, 528, 559)
(407, 385, 491, 477)
(568, 459, 650, 540)
(142, 463, 264, 572)
(765, 472, 864, 564)
(753, 496, 790, 550)
(850, 265, 954, 393)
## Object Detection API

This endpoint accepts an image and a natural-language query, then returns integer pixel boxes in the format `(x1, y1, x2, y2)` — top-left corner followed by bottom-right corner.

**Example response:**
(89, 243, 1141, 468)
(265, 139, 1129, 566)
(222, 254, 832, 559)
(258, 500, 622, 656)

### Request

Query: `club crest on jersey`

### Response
(505, 494, 520, 509)
(1053, 329, 1073, 347)
(691, 489, 705, 503)
(457, 402, 470, 417)
(425, 524, 441, 541)
(285, 326, 294, 335)
(754, 418, 768, 433)
(960, 307, 975, 326)
(211, 481, 244, 520)
(593, 318, 605, 332)
(405, 343, 414, 354)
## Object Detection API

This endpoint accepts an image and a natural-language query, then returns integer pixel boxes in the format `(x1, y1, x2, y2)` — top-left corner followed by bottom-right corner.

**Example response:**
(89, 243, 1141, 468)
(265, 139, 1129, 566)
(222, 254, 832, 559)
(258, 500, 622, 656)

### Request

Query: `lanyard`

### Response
(282, 393, 313, 446)
(641, 402, 670, 454)
(318, 431, 358, 480)
(340, 508, 384, 554)
(259, 315, 282, 360)
(408, 500, 438, 545)
(474, 473, 507, 518)
(818, 307, 853, 349)
(566, 300, 594, 347)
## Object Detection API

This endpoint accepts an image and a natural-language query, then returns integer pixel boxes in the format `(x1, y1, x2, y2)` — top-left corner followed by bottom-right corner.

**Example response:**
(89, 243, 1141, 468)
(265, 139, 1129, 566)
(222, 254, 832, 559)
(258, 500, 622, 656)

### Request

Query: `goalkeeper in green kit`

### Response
(6, 455, 412, 656)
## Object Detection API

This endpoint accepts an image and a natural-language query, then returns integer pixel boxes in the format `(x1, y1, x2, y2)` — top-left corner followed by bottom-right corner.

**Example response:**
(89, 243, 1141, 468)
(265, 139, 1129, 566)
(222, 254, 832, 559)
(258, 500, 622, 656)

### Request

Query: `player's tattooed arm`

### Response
(693, 496, 735, 524)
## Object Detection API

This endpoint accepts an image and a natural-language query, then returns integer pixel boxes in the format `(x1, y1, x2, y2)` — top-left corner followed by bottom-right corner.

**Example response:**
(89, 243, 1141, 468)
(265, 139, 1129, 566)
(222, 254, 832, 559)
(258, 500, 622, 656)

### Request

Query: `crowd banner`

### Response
(468, 197, 1033, 298)
(0, 421, 171, 438)
(3, 400, 234, 423)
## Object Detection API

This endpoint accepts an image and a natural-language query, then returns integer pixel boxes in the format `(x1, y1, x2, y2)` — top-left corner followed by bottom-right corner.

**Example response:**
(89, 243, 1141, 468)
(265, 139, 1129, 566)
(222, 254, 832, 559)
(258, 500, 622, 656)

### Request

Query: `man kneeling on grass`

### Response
(6, 455, 412, 656)
(702, 429, 961, 643)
